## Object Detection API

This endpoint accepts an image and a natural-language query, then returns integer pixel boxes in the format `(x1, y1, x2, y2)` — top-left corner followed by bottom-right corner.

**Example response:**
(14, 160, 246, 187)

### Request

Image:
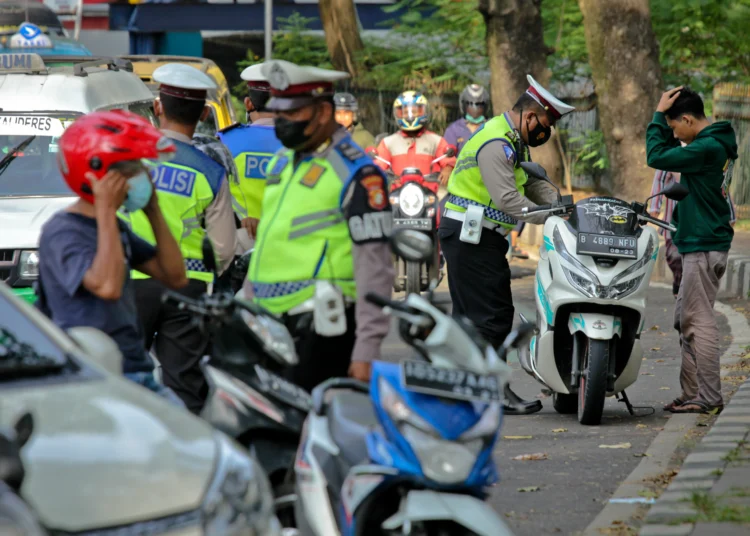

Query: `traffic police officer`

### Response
(125, 63, 237, 413)
(440, 75, 575, 415)
(218, 63, 282, 250)
(244, 59, 395, 390)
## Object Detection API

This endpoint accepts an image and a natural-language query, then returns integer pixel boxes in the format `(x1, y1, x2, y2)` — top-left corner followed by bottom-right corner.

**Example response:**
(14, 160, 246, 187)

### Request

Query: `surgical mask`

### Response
(121, 172, 153, 212)
(275, 116, 313, 149)
(465, 114, 486, 124)
(526, 114, 552, 147)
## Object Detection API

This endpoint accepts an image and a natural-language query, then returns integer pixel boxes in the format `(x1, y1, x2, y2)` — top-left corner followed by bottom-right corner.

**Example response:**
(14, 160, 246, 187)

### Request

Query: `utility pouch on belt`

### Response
(459, 204, 485, 244)
(313, 281, 347, 336)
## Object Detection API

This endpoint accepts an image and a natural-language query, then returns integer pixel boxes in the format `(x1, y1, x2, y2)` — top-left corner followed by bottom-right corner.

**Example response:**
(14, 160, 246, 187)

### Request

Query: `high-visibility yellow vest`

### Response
(120, 139, 225, 283)
(446, 113, 529, 230)
(247, 137, 381, 314)
(218, 123, 282, 219)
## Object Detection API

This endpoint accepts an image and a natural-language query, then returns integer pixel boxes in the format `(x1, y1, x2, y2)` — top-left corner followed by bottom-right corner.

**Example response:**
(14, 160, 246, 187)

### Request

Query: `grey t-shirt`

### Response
(37, 211, 156, 373)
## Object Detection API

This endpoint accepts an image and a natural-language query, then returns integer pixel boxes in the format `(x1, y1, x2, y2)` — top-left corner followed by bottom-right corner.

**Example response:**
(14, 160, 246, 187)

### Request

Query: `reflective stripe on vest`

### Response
(247, 137, 370, 315)
(446, 114, 528, 229)
(219, 124, 282, 220)
(124, 139, 224, 283)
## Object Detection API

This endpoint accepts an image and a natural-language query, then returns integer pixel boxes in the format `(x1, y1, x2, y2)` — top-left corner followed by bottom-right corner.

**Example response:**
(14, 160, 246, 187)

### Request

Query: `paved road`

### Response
(383, 265, 731, 536)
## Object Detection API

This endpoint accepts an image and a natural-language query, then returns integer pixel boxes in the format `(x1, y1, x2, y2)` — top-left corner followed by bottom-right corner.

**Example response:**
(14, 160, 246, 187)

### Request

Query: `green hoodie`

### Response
(646, 112, 738, 253)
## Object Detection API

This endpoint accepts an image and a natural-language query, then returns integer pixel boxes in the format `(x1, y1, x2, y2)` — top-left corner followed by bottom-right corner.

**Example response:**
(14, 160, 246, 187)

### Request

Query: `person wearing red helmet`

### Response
(36, 110, 188, 399)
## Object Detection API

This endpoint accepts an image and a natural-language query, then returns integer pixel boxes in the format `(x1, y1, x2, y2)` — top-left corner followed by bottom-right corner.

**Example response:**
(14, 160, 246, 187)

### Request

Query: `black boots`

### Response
(503, 384, 543, 415)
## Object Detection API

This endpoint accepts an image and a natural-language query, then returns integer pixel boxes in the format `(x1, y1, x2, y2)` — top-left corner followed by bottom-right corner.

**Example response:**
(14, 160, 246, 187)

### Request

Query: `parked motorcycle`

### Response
(161, 239, 310, 526)
(0, 413, 47, 536)
(367, 148, 454, 294)
(517, 162, 689, 425)
(292, 229, 531, 536)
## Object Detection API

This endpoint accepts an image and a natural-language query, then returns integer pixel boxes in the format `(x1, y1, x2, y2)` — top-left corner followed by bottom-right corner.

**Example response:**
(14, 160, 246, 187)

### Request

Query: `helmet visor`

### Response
(396, 103, 427, 121)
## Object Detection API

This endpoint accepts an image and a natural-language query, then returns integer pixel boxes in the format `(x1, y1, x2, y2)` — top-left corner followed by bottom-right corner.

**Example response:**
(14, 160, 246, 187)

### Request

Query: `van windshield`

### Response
(0, 112, 80, 197)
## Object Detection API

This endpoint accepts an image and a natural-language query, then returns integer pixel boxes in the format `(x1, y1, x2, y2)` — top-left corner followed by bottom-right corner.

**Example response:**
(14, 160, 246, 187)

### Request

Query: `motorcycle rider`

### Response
(125, 63, 237, 414)
(334, 92, 375, 149)
(244, 59, 394, 390)
(439, 75, 574, 415)
(218, 63, 282, 250)
(372, 91, 456, 186)
(444, 84, 490, 156)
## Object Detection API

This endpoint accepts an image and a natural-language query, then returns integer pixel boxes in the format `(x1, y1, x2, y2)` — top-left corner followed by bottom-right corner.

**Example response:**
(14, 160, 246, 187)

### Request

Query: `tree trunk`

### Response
(318, 0, 364, 76)
(478, 0, 565, 185)
(578, 0, 663, 200)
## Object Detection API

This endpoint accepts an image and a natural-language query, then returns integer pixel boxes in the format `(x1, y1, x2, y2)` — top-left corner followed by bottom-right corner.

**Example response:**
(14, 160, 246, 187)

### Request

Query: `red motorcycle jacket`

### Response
(373, 129, 456, 178)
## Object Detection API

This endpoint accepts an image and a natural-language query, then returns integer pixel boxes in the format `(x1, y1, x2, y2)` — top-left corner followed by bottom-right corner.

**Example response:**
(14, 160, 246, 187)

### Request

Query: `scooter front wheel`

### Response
(406, 261, 421, 295)
(578, 337, 609, 425)
(552, 392, 577, 414)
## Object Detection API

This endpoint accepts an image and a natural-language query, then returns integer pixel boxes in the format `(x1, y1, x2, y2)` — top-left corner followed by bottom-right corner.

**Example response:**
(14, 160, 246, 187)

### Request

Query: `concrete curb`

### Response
(718, 254, 750, 299)
(582, 301, 750, 536)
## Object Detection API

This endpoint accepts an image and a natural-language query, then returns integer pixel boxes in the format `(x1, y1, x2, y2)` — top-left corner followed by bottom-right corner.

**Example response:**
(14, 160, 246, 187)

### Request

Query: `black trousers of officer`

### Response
(134, 278, 209, 414)
(438, 217, 514, 349)
(283, 306, 357, 393)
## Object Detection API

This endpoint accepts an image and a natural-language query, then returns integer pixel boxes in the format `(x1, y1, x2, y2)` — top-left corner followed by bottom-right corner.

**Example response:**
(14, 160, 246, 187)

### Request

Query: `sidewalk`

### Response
(639, 299, 750, 536)
(719, 231, 750, 300)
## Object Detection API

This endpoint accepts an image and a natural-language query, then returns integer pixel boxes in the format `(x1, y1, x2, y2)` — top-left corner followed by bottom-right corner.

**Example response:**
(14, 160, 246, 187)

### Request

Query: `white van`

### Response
(0, 53, 157, 303)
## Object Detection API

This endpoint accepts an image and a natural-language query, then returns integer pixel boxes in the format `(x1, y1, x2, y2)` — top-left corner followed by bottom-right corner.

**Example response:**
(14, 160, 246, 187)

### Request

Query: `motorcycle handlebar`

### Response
(637, 213, 676, 233)
(365, 292, 414, 314)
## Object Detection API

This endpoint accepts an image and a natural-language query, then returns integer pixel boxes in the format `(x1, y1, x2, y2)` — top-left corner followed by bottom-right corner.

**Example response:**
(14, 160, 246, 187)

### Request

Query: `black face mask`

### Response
(275, 116, 312, 149)
(526, 114, 552, 147)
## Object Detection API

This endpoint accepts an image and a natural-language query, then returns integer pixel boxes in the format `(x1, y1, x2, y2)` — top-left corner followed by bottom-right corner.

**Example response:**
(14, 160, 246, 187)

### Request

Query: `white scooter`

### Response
(517, 162, 689, 425)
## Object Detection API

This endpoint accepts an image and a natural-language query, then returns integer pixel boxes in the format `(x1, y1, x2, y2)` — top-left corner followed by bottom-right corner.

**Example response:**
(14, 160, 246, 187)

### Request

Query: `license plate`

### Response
(394, 218, 432, 230)
(400, 360, 501, 402)
(254, 364, 312, 412)
(577, 233, 637, 259)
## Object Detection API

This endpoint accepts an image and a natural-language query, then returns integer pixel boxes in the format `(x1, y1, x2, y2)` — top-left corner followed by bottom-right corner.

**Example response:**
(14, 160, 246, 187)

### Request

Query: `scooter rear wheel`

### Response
(578, 337, 609, 425)
(552, 392, 577, 414)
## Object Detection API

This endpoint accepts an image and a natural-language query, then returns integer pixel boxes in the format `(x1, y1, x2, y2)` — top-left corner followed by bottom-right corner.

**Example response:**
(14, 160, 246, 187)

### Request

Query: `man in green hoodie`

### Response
(646, 86, 738, 414)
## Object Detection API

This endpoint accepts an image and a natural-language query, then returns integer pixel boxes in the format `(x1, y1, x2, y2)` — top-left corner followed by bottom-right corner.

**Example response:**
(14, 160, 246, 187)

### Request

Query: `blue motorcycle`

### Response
(292, 230, 531, 536)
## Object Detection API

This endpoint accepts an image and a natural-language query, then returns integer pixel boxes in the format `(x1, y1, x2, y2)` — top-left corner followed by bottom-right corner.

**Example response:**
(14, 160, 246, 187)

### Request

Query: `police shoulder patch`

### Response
(502, 143, 516, 165)
(337, 142, 365, 162)
(300, 163, 326, 188)
(361, 174, 387, 210)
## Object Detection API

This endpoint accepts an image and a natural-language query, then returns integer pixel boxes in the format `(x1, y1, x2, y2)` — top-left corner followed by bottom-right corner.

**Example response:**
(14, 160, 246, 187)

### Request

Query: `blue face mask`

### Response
(466, 114, 486, 125)
(121, 172, 154, 212)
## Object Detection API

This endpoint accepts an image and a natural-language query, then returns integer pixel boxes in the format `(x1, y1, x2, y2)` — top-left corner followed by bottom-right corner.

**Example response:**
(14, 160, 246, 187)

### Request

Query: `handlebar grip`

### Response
(365, 292, 393, 308)
(533, 204, 553, 211)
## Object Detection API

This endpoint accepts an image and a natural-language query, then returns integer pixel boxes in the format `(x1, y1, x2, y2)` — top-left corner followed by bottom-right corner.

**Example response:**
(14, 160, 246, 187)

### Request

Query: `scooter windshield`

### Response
(568, 196, 637, 237)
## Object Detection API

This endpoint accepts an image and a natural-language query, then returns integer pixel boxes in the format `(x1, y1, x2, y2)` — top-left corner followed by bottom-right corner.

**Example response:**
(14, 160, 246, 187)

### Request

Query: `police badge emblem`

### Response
(267, 63, 290, 91)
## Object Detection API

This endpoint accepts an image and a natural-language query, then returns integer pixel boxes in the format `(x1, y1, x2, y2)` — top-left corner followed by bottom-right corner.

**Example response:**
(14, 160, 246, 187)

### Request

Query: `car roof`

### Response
(0, 55, 154, 113)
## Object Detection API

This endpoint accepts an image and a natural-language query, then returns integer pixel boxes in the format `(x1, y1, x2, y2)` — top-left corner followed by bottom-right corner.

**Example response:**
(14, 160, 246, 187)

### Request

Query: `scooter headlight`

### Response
(379, 378, 493, 485)
(240, 309, 298, 366)
(398, 183, 425, 217)
(18, 250, 39, 280)
(202, 433, 281, 536)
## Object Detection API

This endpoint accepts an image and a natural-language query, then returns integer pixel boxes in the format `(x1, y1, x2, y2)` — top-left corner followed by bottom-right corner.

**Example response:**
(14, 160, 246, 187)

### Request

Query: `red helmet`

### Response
(58, 110, 175, 203)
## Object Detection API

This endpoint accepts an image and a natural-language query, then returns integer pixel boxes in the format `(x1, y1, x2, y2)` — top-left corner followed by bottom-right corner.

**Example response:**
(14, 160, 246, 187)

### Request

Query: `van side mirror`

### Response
(67, 327, 123, 376)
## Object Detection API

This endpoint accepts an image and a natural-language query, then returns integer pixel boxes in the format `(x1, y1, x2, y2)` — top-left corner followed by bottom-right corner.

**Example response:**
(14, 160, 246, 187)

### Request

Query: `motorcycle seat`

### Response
(328, 391, 379, 466)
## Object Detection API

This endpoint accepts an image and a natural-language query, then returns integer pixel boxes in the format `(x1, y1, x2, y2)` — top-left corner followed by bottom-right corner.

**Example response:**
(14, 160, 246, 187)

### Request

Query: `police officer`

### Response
(218, 64, 282, 251)
(440, 75, 574, 415)
(126, 63, 237, 413)
(244, 59, 394, 390)
(334, 92, 375, 149)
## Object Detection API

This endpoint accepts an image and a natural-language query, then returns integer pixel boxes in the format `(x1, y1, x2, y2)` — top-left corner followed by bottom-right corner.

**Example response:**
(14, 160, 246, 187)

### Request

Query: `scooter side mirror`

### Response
(520, 162, 550, 182)
(660, 181, 689, 201)
(67, 326, 123, 376)
(391, 228, 433, 264)
(202, 235, 218, 275)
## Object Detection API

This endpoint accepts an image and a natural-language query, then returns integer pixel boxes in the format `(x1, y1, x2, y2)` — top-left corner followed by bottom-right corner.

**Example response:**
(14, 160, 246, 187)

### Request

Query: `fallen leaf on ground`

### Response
(513, 452, 548, 461)
(517, 486, 541, 492)
(651, 347, 661, 351)
(599, 442, 631, 449)
(650, 325, 659, 330)
(552, 428, 567, 433)
(656, 359, 665, 363)
(636, 424, 647, 429)
(640, 372, 654, 376)
(504, 435, 533, 440)
(633, 453, 649, 457)
(697, 422, 709, 427)
(659, 386, 671, 390)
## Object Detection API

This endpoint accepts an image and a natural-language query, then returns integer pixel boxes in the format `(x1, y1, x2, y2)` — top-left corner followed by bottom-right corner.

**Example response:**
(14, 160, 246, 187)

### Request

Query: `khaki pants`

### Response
(674, 251, 729, 406)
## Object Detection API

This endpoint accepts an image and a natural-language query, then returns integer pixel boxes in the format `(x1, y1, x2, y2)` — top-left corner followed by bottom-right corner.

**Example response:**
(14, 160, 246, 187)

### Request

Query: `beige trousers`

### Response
(673, 251, 729, 407)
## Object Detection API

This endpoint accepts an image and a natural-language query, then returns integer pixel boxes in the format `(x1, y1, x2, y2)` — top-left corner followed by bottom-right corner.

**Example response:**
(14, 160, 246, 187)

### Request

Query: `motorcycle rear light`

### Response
(427, 208, 435, 218)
